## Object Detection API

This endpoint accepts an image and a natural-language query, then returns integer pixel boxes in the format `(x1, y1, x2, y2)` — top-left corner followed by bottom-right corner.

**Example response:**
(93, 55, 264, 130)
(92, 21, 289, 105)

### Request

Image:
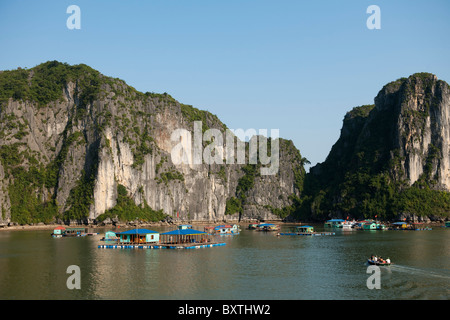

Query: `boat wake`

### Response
(389, 264, 450, 281)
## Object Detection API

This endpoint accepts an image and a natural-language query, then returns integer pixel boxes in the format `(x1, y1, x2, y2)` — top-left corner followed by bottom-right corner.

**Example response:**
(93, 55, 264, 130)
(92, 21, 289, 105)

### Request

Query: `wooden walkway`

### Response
(279, 232, 335, 236)
(98, 242, 226, 250)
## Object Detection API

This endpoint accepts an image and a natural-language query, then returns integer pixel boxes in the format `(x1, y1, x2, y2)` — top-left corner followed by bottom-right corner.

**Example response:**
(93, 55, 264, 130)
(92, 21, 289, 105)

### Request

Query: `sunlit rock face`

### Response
(0, 62, 305, 224)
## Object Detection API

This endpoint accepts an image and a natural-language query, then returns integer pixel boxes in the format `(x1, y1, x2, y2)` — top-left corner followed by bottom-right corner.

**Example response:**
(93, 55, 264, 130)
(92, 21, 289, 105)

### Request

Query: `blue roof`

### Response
(297, 225, 313, 228)
(327, 219, 345, 222)
(117, 228, 159, 235)
(214, 224, 233, 230)
(161, 229, 207, 235)
(258, 223, 275, 226)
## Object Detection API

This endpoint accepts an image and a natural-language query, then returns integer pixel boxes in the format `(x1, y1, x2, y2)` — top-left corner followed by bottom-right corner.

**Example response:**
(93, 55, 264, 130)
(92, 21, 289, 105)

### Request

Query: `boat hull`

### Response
(367, 259, 391, 266)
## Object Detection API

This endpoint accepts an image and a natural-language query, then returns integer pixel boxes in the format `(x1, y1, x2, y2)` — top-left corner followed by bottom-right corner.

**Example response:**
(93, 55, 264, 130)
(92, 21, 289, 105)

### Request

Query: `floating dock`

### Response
(279, 232, 335, 236)
(98, 242, 226, 250)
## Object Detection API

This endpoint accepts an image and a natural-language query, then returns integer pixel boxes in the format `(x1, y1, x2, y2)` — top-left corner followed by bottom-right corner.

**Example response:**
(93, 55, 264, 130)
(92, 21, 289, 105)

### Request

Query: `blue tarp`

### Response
(117, 228, 159, 235)
(160, 229, 207, 235)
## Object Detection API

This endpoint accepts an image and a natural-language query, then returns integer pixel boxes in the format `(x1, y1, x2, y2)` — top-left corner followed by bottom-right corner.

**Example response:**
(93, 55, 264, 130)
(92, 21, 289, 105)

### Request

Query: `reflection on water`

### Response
(0, 225, 449, 299)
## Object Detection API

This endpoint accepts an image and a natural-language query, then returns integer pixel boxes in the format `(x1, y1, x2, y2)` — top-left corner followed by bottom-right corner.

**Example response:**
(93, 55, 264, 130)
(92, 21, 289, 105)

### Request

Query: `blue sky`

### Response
(1, 0, 449, 169)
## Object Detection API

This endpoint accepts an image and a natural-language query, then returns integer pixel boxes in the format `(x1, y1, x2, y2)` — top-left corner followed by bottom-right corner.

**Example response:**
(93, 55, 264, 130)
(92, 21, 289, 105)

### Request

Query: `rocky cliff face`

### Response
(306, 73, 450, 221)
(0, 61, 305, 225)
(387, 74, 450, 189)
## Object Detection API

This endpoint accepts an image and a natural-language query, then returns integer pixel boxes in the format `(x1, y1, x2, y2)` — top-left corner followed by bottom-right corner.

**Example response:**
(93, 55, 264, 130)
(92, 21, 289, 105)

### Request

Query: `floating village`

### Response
(49, 218, 446, 253)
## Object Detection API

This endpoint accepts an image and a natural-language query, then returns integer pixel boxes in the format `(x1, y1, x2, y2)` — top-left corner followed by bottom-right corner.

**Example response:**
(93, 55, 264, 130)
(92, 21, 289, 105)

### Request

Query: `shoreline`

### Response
(0, 219, 446, 232)
(0, 220, 277, 232)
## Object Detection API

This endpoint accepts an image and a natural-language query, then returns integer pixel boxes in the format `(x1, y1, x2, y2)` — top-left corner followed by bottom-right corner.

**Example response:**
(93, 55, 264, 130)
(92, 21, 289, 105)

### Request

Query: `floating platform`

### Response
(279, 232, 335, 236)
(98, 242, 226, 250)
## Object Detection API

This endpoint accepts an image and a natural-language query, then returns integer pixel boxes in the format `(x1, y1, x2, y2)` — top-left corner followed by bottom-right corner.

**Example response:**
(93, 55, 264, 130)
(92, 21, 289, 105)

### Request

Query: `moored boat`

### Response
(256, 223, 280, 231)
(342, 220, 356, 229)
(389, 222, 431, 230)
(279, 225, 335, 236)
(101, 231, 119, 241)
(248, 223, 259, 230)
(52, 227, 98, 238)
(64, 227, 89, 237)
(296, 225, 314, 233)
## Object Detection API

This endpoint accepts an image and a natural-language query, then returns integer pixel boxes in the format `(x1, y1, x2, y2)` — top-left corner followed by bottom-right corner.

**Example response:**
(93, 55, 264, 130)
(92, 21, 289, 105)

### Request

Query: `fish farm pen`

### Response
(98, 227, 226, 249)
(98, 243, 226, 250)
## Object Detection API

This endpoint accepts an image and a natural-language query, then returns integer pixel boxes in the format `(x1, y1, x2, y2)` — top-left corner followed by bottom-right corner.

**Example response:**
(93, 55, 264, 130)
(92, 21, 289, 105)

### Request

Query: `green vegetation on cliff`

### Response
(0, 143, 59, 224)
(225, 164, 258, 215)
(0, 61, 101, 107)
(96, 184, 166, 222)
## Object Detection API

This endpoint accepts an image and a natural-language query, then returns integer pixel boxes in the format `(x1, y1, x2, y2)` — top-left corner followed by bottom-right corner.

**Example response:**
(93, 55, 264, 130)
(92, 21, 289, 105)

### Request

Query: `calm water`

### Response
(0, 224, 449, 300)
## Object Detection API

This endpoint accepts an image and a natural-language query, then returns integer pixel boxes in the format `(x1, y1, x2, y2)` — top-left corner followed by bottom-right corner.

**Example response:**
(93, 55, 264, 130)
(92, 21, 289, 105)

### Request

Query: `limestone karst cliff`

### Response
(303, 73, 450, 221)
(0, 61, 305, 225)
(1, 63, 449, 225)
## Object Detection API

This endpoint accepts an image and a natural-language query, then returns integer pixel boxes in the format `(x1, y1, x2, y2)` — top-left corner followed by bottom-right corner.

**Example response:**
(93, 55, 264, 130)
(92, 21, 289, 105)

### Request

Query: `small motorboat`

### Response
(368, 257, 392, 266)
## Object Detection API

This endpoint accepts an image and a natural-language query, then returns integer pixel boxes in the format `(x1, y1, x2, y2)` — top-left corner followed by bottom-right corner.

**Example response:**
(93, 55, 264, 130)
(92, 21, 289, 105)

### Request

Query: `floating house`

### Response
(324, 219, 345, 228)
(362, 222, 378, 230)
(51, 226, 98, 237)
(160, 228, 210, 245)
(178, 224, 192, 230)
(212, 224, 240, 235)
(296, 225, 314, 233)
(446, 221, 450, 228)
(362, 222, 386, 230)
(98, 228, 226, 250)
(51, 226, 66, 238)
(116, 229, 159, 244)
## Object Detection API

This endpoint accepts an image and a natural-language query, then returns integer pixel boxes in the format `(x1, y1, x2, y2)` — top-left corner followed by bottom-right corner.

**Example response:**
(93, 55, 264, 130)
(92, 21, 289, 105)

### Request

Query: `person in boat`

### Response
(386, 258, 391, 264)
(373, 256, 378, 262)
